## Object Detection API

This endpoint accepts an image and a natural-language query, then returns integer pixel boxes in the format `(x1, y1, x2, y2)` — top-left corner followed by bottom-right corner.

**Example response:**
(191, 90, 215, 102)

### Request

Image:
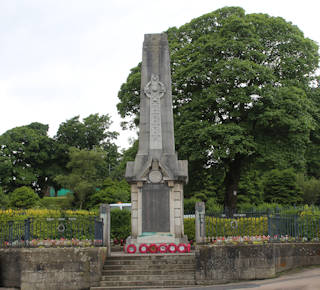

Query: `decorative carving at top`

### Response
(148, 170, 163, 183)
(144, 74, 166, 99)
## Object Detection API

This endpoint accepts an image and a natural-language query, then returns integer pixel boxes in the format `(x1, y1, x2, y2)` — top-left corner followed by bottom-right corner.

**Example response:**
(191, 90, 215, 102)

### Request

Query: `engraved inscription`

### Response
(142, 184, 170, 232)
(144, 74, 166, 150)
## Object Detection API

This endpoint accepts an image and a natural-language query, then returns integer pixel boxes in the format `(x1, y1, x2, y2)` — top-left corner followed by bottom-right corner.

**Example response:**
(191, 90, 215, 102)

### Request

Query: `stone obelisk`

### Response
(125, 33, 188, 248)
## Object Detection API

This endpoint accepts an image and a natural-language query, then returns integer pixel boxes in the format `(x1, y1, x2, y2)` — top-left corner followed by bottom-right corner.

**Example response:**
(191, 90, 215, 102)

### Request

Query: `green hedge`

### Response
(205, 216, 268, 237)
(40, 197, 73, 210)
(110, 209, 131, 240)
(184, 218, 195, 241)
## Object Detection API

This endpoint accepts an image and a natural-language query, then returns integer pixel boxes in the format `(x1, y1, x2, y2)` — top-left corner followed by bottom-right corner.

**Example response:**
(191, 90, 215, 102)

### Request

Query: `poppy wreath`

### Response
(177, 243, 187, 253)
(139, 243, 148, 254)
(126, 244, 136, 254)
(168, 243, 177, 253)
(148, 243, 158, 253)
(158, 243, 167, 253)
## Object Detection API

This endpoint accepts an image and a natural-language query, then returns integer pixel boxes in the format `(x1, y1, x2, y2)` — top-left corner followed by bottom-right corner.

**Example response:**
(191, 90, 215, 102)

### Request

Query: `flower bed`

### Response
(206, 235, 320, 245)
(2, 238, 102, 248)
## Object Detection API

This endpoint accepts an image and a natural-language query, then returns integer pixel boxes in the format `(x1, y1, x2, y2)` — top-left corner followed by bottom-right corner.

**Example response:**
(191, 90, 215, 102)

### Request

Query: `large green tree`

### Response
(0, 123, 57, 194)
(306, 84, 320, 179)
(55, 113, 118, 150)
(55, 113, 119, 178)
(117, 7, 319, 211)
(55, 148, 109, 209)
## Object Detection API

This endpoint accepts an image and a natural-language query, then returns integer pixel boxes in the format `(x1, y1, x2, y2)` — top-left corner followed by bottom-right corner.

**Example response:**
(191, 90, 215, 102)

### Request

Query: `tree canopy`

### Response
(0, 113, 121, 207)
(0, 123, 56, 194)
(55, 113, 118, 151)
(55, 147, 110, 209)
(117, 7, 320, 211)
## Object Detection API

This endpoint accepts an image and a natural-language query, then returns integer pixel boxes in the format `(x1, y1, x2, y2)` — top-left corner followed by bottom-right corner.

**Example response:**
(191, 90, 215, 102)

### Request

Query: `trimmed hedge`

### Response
(205, 216, 268, 237)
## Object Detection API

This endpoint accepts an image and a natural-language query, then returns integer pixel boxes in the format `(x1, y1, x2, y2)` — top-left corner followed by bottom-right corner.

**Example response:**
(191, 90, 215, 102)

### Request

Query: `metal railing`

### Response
(268, 214, 320, 242)
(196, 206, 320, 243)
(203, 213, 320, 242)
(205, 213, 268, 239)
(0, 216, 103, 247)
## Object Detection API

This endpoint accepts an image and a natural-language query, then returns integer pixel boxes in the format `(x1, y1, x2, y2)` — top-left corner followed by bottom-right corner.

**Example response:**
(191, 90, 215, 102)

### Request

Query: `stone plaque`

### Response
(142, 183, 170, 232)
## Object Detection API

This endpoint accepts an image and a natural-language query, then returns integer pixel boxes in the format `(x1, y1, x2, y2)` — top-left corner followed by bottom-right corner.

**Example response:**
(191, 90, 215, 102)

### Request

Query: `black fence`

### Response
(0, 216, 103, 247)
(268, 214, 320, 242)
(203, 212, 320, 243)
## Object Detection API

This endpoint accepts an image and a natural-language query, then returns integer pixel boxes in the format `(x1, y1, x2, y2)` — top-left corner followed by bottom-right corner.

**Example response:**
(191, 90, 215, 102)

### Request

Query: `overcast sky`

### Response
(1, 0, 319, 149)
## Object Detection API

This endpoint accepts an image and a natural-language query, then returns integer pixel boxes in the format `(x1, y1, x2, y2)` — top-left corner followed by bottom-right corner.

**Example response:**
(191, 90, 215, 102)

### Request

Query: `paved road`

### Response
(163, 267, 320, 290)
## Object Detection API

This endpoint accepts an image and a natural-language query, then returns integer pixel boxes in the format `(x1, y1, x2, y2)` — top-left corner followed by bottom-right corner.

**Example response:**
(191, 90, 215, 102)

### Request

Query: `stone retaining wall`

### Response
(196, 243, 320, 284)
(0, 247, 107, 290)
(1, 244, 320, 289)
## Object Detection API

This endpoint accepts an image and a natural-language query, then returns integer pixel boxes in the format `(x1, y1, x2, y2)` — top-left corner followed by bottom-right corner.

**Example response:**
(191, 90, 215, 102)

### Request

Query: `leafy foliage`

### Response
(0, 123, 57, 194)
(206, 216, 268, 237)
(55, 148, 108, 209)
(117, 7, 319, 209)
(263, 169, 303, 205)
(55, 113, 120, 178)
(40, 196, 74, 210)
(306, 85, 320, 179)
(88, 177, 130, 208)
(0, 187, 9, 209)
(297, 174, 320, 205)
(9, 186, 40, 209)
(55, 113, 118, 150)
(110, 209, 131, 240)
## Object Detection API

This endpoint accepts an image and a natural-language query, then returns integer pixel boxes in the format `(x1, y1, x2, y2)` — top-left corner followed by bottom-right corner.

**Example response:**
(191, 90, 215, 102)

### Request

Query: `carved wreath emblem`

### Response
(144, 74, 166, 99)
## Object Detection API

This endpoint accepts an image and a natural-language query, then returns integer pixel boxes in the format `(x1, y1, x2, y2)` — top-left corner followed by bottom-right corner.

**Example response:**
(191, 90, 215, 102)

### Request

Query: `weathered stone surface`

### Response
(0, 247, 107, 290)
(195, 243, 320, 284)
(1, 244, 320, 288)
(125, 33, 188, 183)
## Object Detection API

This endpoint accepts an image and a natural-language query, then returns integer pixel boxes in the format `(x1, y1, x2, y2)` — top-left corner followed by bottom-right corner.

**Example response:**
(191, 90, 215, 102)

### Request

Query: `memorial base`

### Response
(125, 234, 189, 254)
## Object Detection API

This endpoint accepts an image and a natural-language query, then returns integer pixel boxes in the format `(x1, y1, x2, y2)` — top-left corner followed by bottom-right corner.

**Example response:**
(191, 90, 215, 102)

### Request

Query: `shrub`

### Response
(205, 216, 268, 237)
(263, 168, 303, 205)
(9, 186, 40, 209)
(184, 218, 195, 241)
(206, 198, 223, 214)
(0, 187, 9, 209)
(110, 209, 131, 240)
(0, 208, 97, 222)
(297, 174, 320, 205)
(184, 197, 201, 214)
(40, 196, 74, 209)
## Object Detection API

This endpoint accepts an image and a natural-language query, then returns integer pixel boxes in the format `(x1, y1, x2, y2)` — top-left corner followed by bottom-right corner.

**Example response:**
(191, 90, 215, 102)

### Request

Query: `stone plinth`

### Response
(127, 181, 187, 246)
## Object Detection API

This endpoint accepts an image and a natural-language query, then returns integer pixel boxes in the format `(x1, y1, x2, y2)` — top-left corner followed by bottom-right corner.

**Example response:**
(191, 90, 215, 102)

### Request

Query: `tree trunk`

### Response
(224, 157, 242, 216)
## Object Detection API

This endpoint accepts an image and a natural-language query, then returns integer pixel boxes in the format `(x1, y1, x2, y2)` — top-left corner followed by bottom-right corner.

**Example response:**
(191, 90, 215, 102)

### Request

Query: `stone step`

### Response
(94, 253, 196, 290)
(103, 263, 195, 271)
(101, 273, 195, 281)
(99, 279, 196, 287)
(102, 269, 195, 276)
(90, 285, 194, 290)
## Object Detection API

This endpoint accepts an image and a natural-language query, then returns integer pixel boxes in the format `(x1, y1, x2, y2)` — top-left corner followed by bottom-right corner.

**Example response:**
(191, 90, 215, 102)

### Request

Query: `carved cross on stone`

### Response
(125, 33, 188, 184)
(144, 74, 166, 150)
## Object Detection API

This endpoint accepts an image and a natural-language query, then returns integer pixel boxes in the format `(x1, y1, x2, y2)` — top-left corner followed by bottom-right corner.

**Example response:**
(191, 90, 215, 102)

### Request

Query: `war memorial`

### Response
(1, 30, 320, 289)
(125, 33, 189, 252)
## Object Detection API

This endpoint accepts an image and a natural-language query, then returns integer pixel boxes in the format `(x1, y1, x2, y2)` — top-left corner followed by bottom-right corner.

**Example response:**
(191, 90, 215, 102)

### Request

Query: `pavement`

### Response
(161, 266, 320, 290)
